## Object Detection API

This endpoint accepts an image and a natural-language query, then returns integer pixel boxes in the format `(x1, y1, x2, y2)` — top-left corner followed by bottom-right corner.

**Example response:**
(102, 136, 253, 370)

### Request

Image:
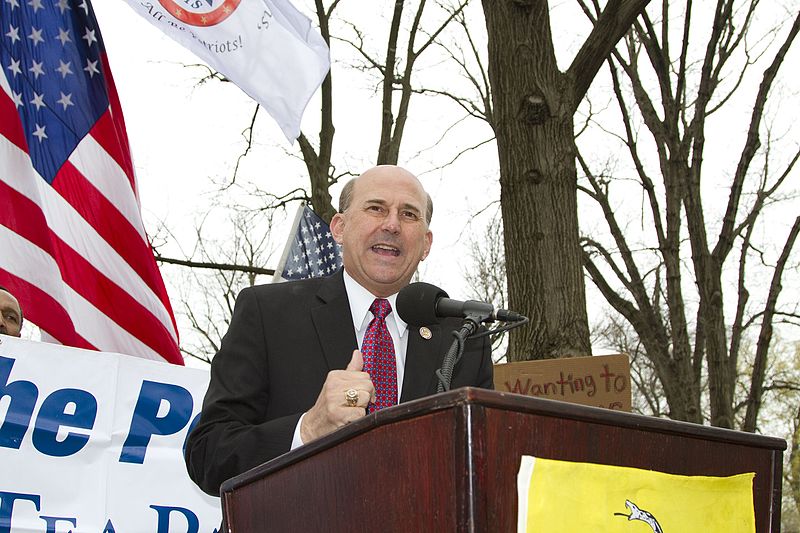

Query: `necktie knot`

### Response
(370, 298, 392, 321)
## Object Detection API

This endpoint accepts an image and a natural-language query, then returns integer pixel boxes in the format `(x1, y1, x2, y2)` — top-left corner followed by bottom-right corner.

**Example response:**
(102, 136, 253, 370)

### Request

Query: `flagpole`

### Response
(272, 203, 306, 283)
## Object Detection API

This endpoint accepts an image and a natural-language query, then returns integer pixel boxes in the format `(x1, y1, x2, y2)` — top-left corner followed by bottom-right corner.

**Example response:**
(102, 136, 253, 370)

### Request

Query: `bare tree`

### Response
(592, 313, 670, 417)
(579, 1, 800, 427)
(297, 0, 475, 222)
(462, 205, 508, 358)
(747, 339, 800, 530)
(159, 209, 276, 363)
(481, 0, 652, 360)
(789, 401, 800, 527)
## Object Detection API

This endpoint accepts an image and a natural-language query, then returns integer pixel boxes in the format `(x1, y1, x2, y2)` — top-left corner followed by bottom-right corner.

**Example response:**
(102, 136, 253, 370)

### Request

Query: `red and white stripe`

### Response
(0, 56, 182, 365)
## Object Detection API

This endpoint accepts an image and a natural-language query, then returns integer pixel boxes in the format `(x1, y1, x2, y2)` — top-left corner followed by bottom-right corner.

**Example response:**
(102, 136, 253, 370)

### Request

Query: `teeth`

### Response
(373, 244, 400, 256)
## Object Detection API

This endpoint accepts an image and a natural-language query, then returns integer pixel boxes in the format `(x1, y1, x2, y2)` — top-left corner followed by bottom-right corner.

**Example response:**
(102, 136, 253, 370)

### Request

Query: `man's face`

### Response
(331, 167, 433, 297)
(0, 290, 22, 337)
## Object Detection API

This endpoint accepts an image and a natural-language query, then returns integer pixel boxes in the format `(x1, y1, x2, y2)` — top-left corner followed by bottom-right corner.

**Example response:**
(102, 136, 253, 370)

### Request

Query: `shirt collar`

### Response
(342, 269, 408, 336)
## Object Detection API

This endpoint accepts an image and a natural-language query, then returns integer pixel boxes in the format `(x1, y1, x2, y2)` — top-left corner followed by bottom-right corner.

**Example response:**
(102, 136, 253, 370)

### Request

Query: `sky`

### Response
(83, 0, 800, 361)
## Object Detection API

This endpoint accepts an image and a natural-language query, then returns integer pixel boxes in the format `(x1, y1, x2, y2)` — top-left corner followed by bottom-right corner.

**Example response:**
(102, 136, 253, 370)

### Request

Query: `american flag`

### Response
(0, 0, 182, 363)
(273, 204, 342, 282)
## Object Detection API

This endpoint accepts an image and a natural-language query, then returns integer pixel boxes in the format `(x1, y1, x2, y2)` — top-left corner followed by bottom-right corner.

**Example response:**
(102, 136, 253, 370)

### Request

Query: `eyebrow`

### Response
(1, 305, 20, 319)
(364, 198, 423, 215)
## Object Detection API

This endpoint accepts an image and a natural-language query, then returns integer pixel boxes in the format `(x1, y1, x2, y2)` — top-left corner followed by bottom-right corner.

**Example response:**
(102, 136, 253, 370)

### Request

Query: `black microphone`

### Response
(396, 282, 524, 326)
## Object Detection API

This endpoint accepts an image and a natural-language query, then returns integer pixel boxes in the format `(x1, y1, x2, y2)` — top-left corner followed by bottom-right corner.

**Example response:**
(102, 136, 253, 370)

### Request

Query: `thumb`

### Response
(346, 349, 363, 372)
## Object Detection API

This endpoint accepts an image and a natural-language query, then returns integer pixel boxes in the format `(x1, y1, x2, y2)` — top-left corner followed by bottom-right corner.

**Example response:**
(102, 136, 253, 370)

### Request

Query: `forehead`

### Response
(351, 172, 427, 209)
(0, 290, 20, 314)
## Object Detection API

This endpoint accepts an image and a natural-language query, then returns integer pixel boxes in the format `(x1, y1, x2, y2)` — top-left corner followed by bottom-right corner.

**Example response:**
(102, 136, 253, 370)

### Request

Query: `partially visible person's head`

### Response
(331, 165, 433, 297)
(0, 286, 22, 337)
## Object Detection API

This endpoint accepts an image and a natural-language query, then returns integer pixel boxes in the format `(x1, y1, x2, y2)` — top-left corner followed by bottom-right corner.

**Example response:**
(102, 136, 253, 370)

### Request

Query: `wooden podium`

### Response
(220, 388, 785, 532)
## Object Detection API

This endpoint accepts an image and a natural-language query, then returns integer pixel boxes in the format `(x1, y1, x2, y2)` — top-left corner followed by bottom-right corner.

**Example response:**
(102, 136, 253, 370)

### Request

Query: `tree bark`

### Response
(482, 0, 649, 359)
(482, 0, 586, 359)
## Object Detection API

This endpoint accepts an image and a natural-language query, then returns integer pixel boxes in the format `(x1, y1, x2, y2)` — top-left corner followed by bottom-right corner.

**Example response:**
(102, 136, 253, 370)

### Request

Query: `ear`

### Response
(330, 212, 345, 244)
(420, 230, 433, 261)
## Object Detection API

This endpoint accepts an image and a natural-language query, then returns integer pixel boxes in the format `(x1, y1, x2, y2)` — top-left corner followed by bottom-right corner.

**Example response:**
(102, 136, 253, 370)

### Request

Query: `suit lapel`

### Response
(311, 270, 358, 372)
(400, 322, 448, 402)
(309, 271, 450, 399)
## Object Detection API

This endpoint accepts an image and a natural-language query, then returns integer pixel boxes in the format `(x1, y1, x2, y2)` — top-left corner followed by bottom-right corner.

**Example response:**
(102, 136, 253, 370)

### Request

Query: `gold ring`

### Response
(345, 388, 359, 407)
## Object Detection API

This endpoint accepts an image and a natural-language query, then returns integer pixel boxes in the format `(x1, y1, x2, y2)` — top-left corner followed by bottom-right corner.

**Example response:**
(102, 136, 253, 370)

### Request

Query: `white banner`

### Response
(116, 0, 330, 141)
(0, 335, 220, 532)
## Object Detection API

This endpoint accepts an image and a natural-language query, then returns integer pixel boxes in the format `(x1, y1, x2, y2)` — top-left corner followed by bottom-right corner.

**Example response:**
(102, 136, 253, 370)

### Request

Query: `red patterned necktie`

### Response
(362, 298, 397, 412)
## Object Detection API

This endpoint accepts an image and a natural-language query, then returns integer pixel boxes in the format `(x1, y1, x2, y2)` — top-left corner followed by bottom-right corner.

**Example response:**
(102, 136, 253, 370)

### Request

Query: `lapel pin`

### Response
(419, 327, 432, 340)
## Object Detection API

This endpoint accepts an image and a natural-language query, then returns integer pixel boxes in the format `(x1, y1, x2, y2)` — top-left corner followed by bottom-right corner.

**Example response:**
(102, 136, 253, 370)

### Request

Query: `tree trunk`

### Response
(483, 1, 590, 359)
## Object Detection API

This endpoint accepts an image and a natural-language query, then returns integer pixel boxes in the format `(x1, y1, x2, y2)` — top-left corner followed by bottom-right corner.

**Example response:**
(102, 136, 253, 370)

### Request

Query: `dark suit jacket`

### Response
(185, 269, 494, 496)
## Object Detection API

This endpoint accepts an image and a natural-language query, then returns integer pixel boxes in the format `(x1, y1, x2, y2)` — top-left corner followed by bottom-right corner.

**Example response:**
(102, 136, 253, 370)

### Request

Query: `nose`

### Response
(381, 210, 401, 234)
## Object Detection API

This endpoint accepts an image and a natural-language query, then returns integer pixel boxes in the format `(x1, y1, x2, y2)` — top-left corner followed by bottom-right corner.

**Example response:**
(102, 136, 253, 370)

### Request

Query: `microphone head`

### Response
(396, 282, 449, 326)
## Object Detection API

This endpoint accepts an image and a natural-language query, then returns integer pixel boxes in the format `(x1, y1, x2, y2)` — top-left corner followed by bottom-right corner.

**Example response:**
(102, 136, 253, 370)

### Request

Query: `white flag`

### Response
(120, 0, 330, 141)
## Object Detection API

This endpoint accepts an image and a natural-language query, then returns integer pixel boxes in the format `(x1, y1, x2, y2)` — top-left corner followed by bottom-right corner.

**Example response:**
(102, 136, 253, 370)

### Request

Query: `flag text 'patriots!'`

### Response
(119, 0, 330, 141)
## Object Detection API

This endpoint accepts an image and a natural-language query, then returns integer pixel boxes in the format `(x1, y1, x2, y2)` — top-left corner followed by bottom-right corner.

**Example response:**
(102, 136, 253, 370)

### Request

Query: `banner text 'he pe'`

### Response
(0, 335, 220, 532)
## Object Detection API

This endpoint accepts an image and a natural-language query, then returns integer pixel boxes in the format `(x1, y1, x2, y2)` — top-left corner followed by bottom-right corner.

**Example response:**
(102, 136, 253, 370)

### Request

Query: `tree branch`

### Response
(714, 11, 800, 262)
(156, 255, 275, 276)
(568, 0, 653, 107)
(742, 216, 800, 431)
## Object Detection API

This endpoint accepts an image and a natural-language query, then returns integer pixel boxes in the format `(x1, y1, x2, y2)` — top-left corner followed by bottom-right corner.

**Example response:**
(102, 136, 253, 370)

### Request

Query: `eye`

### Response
(401, 210, 420, 221)
(366, 205, 385, 214)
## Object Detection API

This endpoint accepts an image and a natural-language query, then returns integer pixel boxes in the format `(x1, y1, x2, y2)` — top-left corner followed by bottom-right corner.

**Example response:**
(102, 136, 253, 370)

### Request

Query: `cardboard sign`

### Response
(493, 354, 631, 411)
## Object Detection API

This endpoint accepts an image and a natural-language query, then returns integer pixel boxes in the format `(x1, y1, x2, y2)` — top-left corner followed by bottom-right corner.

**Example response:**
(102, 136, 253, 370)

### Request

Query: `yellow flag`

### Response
(517, 456, 755, 533)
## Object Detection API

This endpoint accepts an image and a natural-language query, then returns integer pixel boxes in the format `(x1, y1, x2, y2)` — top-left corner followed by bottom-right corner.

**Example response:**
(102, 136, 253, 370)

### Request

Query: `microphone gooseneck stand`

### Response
(435, 312, 530, 393)
(435, 316, 480, 393)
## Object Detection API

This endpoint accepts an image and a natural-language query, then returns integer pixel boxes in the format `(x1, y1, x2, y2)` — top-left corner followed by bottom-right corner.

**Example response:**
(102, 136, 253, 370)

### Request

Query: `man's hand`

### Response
(300, 350, 375, 443)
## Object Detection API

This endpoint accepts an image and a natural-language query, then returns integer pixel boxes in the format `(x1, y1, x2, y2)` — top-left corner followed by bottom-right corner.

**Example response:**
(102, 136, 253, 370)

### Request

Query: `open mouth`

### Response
(371, 244, 401, 257)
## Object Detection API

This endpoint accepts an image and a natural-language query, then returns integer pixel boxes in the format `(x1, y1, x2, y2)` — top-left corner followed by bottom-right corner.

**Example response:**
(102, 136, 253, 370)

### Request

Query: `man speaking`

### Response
(185, 165, 493, 496)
